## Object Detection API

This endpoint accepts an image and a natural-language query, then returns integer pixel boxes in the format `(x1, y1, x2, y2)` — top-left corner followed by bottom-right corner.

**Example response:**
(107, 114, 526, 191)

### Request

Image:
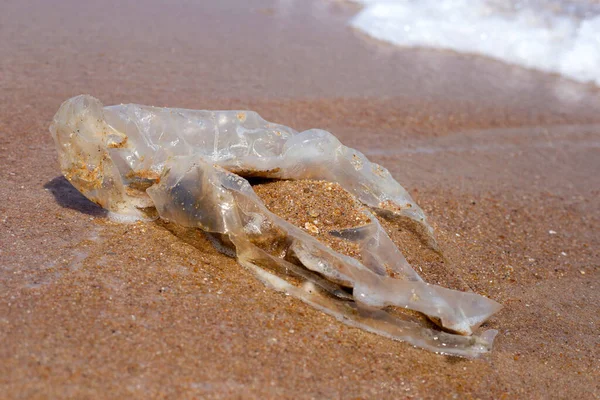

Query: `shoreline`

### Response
(1, 0, 599, 398)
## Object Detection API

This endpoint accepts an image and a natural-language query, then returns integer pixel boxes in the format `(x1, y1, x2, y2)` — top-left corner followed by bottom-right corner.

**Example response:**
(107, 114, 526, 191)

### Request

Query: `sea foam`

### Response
(349, 0, 600, 86)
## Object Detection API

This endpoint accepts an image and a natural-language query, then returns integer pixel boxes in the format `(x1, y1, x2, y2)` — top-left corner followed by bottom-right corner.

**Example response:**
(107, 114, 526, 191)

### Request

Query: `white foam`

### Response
(349, 0, 600, 86)
(107, 210, 155, 224)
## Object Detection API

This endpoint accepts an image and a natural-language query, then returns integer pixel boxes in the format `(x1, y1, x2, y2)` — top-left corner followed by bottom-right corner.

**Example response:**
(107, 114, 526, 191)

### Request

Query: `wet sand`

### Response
(1, 0, 600, 398)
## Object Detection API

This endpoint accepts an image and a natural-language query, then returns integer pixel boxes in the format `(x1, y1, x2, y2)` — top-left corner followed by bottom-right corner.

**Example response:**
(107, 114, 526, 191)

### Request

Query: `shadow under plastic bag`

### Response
(44, 176, 107, 217)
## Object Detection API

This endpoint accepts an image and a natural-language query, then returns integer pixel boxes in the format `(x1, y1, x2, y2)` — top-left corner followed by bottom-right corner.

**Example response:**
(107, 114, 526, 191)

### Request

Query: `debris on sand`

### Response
(50, 95, 501, 358)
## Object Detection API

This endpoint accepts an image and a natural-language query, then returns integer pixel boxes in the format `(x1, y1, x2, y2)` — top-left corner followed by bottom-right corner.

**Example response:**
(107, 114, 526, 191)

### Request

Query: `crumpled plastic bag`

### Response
(50, 95, 501, 358)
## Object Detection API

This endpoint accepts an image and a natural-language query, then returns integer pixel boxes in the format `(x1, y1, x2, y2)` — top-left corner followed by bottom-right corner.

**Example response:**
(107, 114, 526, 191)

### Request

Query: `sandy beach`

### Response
(1, 0, 599, 398)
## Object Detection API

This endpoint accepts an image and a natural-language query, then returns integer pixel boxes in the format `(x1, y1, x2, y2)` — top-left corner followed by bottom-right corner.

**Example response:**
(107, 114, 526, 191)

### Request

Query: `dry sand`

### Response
(1, 0, 599, 398)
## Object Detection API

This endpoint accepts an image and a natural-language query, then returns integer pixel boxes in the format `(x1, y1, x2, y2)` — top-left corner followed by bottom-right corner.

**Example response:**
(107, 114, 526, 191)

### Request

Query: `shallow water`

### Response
(366, 124, 600, 156)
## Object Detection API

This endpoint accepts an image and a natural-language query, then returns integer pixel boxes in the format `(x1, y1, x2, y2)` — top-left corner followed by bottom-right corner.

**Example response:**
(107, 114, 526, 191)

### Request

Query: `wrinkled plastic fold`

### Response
(50, 95, 502, 358)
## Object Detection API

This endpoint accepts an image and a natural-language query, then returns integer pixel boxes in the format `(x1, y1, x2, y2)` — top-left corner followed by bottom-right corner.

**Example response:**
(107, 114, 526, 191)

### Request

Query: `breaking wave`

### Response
(349, 0, 600, 86)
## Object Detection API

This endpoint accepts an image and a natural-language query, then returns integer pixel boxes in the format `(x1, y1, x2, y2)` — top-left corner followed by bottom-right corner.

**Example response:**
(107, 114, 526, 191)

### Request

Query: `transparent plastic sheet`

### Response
(50, 95, 502, 358)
